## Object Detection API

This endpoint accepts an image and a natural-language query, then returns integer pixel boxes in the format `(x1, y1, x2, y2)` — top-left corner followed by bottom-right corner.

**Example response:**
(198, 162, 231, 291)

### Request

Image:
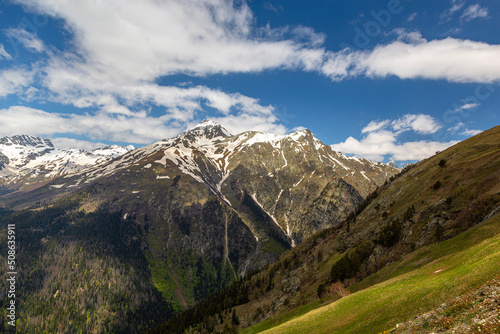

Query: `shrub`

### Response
(330, 241, 374, 282)
(432, 181, 442, 190)
(376, 219, 402, 247)
(438, 159, 447, 168)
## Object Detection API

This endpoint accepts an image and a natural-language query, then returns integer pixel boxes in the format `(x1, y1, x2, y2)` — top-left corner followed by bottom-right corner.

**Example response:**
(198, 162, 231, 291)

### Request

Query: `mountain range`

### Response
(0, 121, 399, 333)
(0, 134, 134, 196)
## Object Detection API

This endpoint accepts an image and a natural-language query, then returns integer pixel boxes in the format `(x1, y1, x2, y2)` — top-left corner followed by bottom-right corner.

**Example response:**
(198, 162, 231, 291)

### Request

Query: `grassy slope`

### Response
(253, 208, 500, 334)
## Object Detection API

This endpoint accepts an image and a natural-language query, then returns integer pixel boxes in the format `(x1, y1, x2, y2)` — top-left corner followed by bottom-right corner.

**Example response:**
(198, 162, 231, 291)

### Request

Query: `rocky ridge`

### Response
(28, 120, 397, 244)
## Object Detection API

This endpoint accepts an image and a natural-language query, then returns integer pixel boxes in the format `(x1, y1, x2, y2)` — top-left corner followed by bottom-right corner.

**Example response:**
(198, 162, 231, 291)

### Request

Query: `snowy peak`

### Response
(0, 135, 134, 183)
(386, 160, 398, 168)
(0, 134, 54, 148)
(91, 145, 135, 157)
(184, 119, 232, 140)
(192, 119, 224, 129)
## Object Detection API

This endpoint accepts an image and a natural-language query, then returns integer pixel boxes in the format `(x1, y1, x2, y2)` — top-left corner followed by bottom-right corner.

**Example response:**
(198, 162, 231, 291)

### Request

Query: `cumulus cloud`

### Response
(362, 120, 390, 133)
(391, 114, 442, 134)
(17, 0, 323, 81)
(340, 36, 500, 83)
(0, 106, 180, 144)
(8, 0, 325, 135)
(200, 114, 288, 136)
(0, 104, 288, 148)
(331, 114, 456, 162)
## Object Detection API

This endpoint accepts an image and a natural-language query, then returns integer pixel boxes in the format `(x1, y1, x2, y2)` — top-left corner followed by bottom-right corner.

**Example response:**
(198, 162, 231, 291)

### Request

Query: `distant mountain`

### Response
(0, 134, 134, 194)
(0, 121, 398, 333)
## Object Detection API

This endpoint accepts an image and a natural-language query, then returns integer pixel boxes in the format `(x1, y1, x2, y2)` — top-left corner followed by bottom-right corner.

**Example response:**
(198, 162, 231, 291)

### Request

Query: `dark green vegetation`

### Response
(0, 172, 259, 332)
(150, 125, 500, 333)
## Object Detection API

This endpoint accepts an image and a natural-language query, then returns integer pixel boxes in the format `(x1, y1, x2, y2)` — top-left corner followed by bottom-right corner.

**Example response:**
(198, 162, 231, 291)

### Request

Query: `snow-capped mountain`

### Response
(0, 121, 400, 321)
(13, 120, 397, 244)
(0, 134, 134, 183)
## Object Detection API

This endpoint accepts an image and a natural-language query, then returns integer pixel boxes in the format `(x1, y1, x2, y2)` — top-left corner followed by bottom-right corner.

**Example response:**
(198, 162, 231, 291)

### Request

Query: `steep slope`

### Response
(150, 125, 500, 334)
(257, 212, 500, 334)
(0, 121, 397, 333)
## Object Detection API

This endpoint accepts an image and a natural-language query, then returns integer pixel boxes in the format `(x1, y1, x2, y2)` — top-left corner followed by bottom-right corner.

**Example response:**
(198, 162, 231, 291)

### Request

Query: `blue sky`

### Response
(0, 0, 499, 164)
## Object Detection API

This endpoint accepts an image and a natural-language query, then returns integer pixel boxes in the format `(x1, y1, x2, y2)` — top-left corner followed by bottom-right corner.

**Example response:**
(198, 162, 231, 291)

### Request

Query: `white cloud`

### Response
(263, 2, 283, 14)
(407, 13, 418, 22)
(362, 114, 441, 135)
(9, 0, 327, 136)
(4, 28, 45, 53)
(325, 36, 500, 83)
(199, 114, 288, 136)
(0, 105, 285, 146)
(331, 132, 458, 162)
(50, 137, 109, 150)
(448, 122, 465, 132)
(391, 114, 441, 134)
(0, 69, 33, 97)
(0, 106, 179, 144)
(3, 0, 499, 147)
(360, 37, 500, 83)
(331, 114, 455, 162)
(461, 4, 489, 21)
(0, 106, 67, 135)
(462, 128, 482, 136)
(17, 0, 322, 80)
(362, 120, 390, 133)
(0, 44, 11, 59)
(440, 0, 465, 22)
(455, 102, 480, 111)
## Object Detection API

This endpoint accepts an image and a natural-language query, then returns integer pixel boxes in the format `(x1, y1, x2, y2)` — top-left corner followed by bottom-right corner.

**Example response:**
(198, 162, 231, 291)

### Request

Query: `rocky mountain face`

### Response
(0, 134, 134, 195)
(0, 121, 398, 333)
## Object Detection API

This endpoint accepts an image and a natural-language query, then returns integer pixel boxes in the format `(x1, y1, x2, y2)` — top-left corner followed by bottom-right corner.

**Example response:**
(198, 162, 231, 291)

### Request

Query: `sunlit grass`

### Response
(250, 213, 500, 334)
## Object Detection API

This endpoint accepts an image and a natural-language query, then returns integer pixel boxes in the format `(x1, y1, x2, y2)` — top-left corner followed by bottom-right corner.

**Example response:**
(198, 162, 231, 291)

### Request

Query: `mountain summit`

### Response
(182, 119, 232, 142)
